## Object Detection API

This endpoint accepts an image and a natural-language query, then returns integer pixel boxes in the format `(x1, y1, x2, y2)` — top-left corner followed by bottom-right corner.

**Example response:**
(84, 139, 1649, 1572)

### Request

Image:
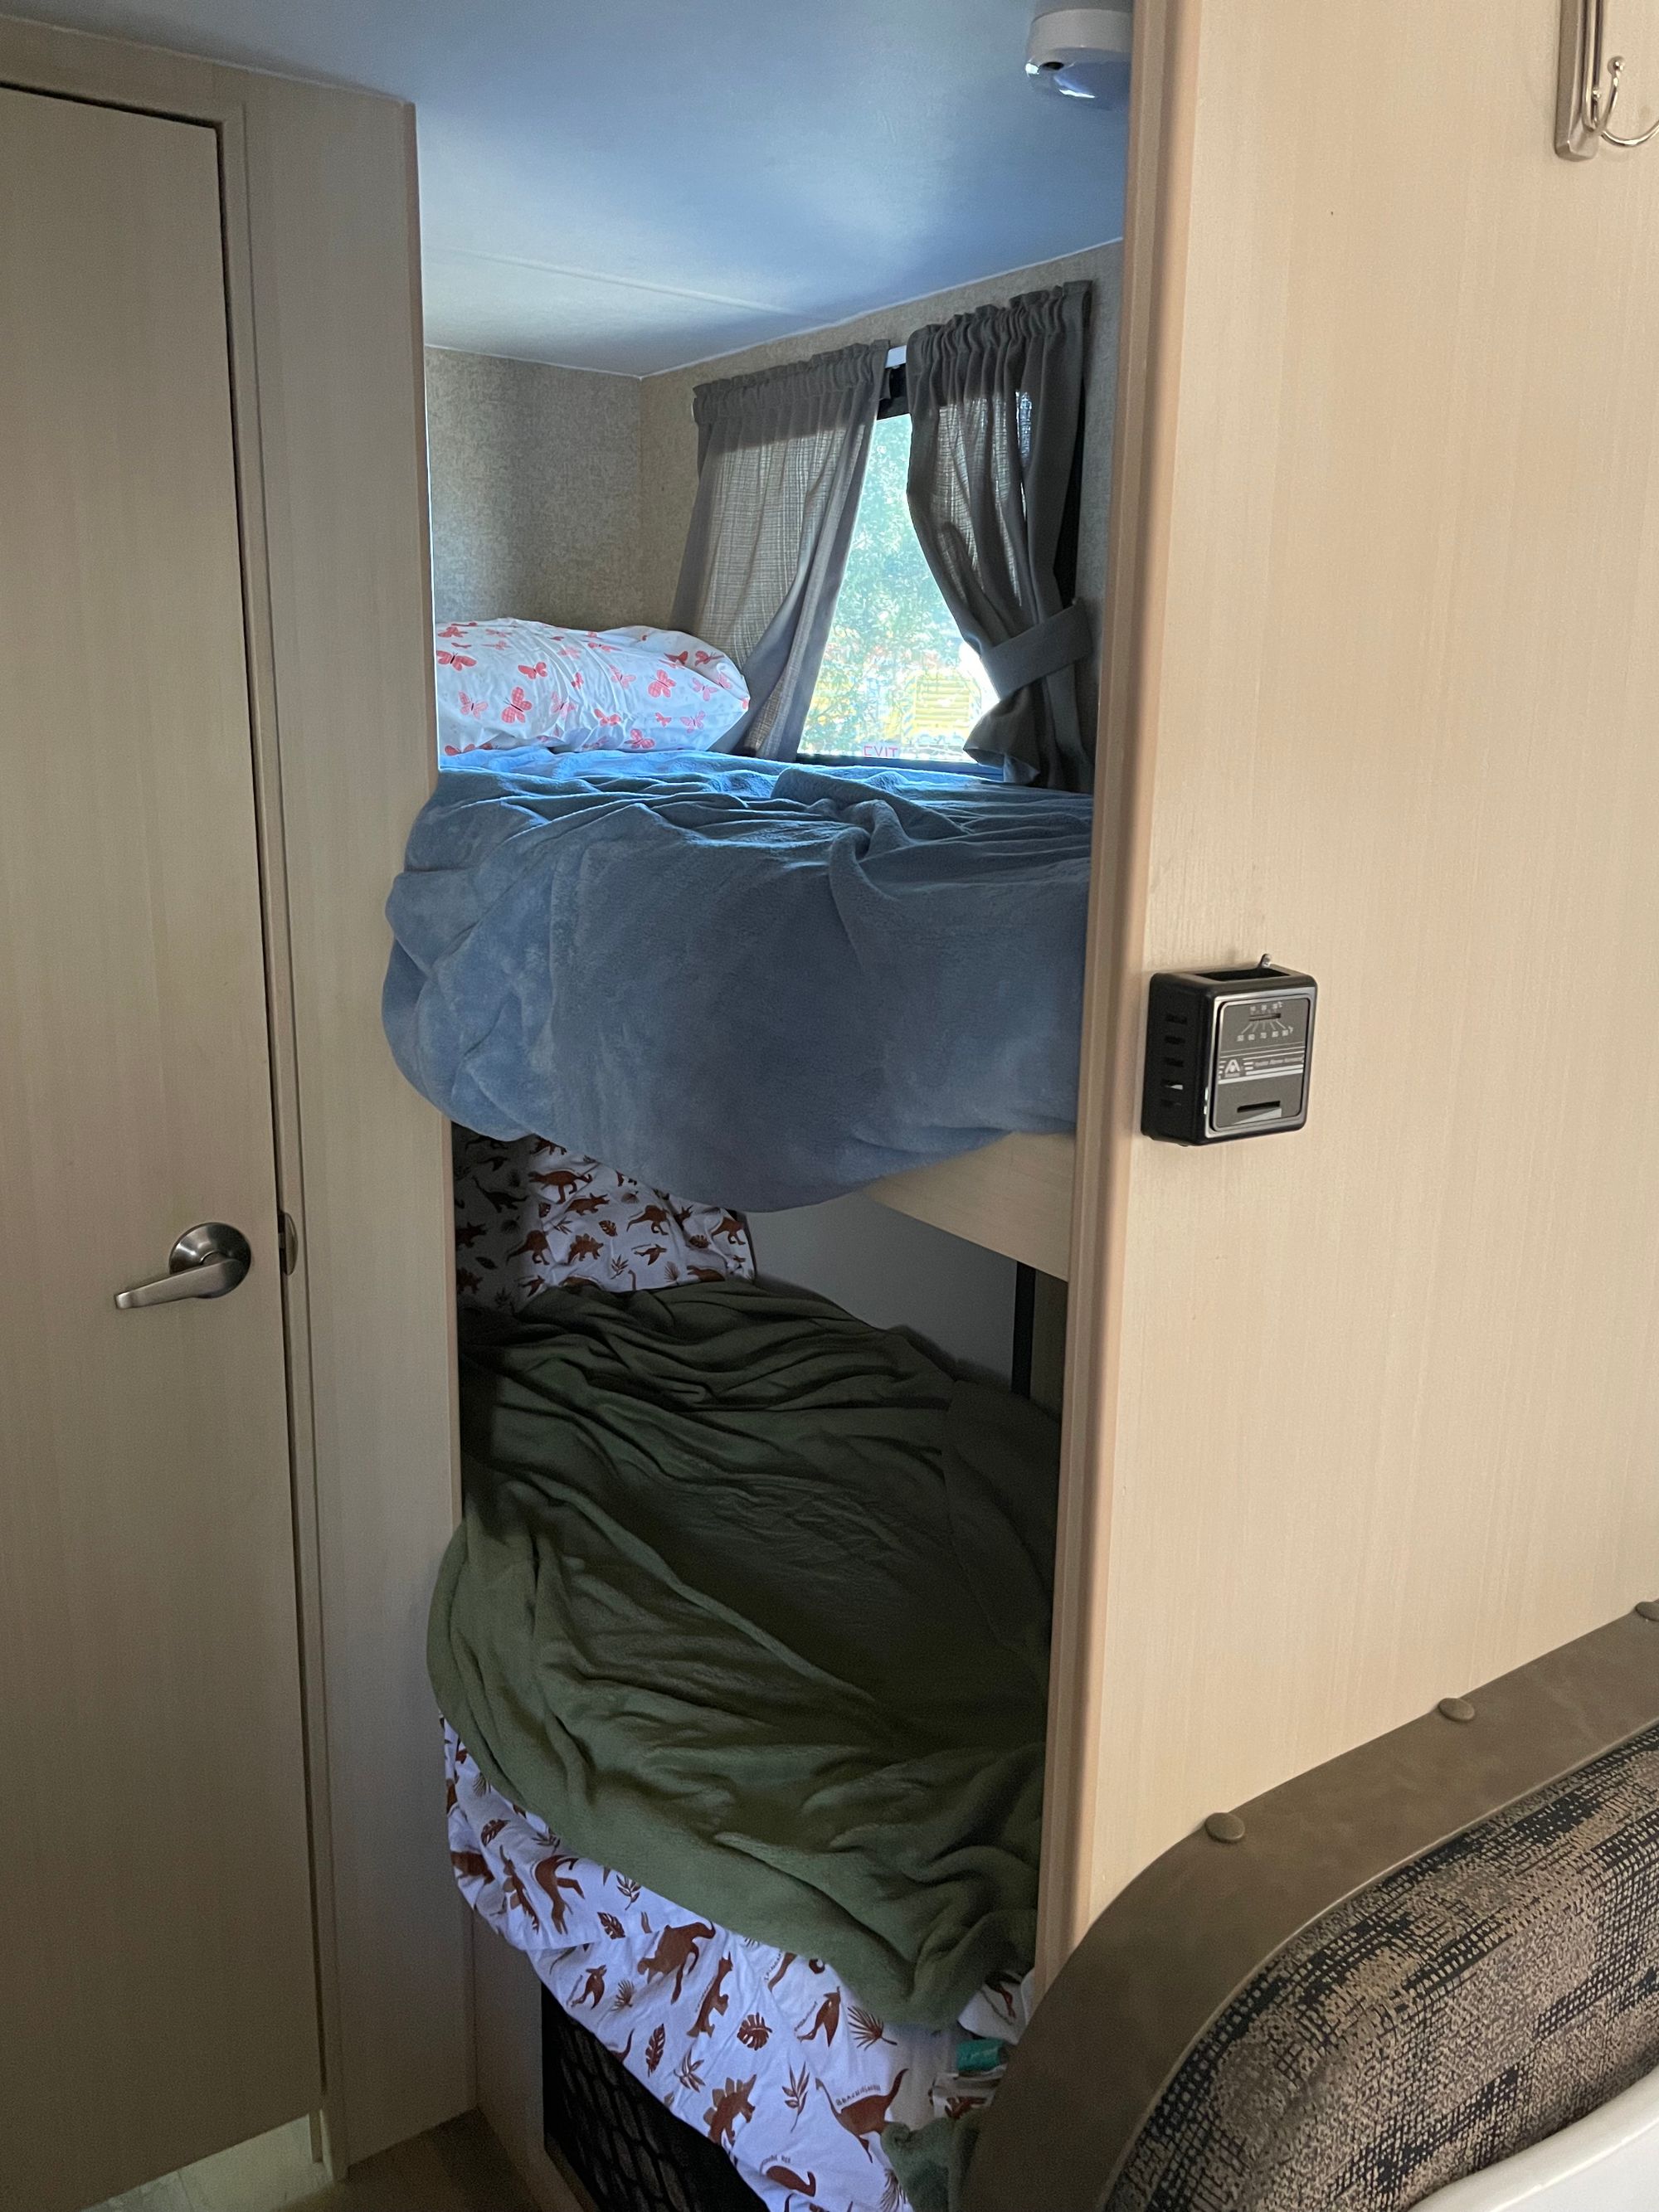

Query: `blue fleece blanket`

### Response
(382, 750, 1091, 1212)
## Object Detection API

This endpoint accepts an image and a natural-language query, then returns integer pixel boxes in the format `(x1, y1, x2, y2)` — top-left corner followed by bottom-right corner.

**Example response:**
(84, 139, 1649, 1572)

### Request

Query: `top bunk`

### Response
(384, 665, 1091, 1273)
(392, 264, 1114, 1273)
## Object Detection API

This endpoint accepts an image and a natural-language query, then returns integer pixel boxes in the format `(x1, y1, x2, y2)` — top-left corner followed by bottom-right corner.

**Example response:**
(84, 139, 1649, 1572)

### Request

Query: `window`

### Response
(798, 410, 995, 768)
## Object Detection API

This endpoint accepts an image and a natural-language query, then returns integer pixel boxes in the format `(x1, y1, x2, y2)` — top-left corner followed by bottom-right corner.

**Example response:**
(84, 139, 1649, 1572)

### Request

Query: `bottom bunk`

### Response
(541, 1986, 771, 2212)
(442, 1132, 1060, 2212)
(452, 1730, 1028, 2212)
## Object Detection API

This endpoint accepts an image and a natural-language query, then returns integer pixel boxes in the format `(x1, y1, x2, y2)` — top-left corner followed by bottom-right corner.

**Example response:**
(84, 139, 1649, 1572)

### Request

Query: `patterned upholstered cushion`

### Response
(1107, 1723, 1659, 2212)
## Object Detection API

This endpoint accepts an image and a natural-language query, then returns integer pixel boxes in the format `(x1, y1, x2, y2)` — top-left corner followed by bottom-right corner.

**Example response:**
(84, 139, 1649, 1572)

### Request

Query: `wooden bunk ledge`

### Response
(866, 1131, 1076, 1279)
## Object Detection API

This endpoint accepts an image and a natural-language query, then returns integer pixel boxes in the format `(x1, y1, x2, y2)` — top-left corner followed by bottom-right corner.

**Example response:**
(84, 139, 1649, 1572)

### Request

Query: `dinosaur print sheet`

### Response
(448, 1729, 1029, 2212)
(452, 1127, 754, 1311)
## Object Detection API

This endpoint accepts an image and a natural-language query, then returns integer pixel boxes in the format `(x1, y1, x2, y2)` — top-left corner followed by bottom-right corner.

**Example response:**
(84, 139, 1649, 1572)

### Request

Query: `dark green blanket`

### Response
(429, 1279, 1058, 2027)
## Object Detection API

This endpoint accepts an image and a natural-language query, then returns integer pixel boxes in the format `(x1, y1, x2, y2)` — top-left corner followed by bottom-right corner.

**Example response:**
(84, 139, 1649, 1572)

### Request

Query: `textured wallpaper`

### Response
(425, 349, 641, 629)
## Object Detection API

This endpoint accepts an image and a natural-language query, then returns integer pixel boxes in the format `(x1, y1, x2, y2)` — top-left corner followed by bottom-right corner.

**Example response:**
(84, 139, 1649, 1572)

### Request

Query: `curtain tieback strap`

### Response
(980, 601, 1092, 701)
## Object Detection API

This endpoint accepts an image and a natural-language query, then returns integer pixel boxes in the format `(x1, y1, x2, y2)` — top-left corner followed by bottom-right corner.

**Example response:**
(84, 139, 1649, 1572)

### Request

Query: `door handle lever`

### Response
(115, 1223, 252, 1310)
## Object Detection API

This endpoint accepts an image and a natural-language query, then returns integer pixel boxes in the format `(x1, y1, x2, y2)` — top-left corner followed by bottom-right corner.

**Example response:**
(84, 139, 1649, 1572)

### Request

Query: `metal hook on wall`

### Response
(1559, 0, 1659, 157)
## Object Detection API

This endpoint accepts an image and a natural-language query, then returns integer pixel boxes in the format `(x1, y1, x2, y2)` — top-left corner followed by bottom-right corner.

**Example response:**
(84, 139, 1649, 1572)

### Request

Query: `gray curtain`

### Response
(671, 340, 887, 759)
(906, 281, 1093, 789)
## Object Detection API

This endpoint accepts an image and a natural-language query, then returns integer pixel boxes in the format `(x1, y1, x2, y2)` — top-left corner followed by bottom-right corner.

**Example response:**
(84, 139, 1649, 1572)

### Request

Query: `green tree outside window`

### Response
(799, 414, 991, 766)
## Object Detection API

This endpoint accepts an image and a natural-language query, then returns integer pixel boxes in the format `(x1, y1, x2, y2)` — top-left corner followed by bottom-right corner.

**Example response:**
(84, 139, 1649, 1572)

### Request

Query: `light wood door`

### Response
(0, 86, 319, 2210)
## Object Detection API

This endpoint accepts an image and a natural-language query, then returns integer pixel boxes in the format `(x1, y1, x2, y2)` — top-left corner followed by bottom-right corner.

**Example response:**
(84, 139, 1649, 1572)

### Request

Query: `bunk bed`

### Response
(435, 1155, 1058, 2212)
(396, 276, 1101, 1276)
(392, 267, 1100, 2192)
(383, 742, 1092, 1226)
(405, 813, 1078, 2206)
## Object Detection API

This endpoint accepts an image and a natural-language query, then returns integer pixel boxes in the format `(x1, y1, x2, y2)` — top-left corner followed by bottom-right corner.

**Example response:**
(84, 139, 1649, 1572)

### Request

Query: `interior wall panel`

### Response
(244, 70, 473, 2160)
(1071, 0, 1659, 1924)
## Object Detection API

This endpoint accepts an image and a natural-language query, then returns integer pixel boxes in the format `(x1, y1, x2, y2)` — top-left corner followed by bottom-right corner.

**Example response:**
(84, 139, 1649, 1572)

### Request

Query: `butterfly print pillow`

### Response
(434, 619, 748, 758)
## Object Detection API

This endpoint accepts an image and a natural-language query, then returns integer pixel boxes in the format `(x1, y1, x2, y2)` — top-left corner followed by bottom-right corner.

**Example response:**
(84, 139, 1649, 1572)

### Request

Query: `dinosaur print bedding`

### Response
(452, 1127, 753, 1311)
(448, 1728, 1029, 2212)
(435, 1154, 1046, 2207)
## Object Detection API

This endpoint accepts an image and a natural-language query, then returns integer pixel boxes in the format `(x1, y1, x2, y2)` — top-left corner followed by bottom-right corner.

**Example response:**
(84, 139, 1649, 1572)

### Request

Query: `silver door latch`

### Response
(114, 1223, 252, 1310)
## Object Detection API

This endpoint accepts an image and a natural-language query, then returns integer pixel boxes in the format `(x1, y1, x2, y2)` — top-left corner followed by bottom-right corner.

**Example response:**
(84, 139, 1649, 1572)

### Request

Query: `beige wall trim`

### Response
(242, 66, 471, 2164)
(867, 1133, 1076, 1280)
(1036, 0, 1199, 1982)
(971, 1607, 1659, 2212)
(0, 12, 470, 2167)
(222, 91, 352, 2166)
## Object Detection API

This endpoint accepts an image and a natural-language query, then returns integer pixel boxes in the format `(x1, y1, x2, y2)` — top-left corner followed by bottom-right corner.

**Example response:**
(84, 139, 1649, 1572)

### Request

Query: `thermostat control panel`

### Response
(1142, 962, 1317, 1145)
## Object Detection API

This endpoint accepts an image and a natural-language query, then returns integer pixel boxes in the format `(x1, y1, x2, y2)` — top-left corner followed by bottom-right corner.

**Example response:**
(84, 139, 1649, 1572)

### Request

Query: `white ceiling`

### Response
(17, 0, 1128, 375)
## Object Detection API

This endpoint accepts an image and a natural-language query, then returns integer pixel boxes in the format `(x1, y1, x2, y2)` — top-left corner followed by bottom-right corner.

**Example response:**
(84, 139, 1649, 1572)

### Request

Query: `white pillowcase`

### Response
(435, 619, 748, 756)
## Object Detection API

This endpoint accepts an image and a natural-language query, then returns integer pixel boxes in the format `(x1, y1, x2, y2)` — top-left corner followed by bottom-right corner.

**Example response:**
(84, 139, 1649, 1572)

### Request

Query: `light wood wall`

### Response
(1057, 0, 1659, 1940)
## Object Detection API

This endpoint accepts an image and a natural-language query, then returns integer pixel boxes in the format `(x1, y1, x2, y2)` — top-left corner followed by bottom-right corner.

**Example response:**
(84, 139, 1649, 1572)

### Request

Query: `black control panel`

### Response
(1141, 961, 1317, 1145)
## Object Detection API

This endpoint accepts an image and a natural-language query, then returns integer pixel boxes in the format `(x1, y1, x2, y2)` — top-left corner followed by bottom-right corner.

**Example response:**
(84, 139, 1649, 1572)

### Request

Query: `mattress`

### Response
(385, 748, 1092, 1210)
(449, 1727, 1027, 2212)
